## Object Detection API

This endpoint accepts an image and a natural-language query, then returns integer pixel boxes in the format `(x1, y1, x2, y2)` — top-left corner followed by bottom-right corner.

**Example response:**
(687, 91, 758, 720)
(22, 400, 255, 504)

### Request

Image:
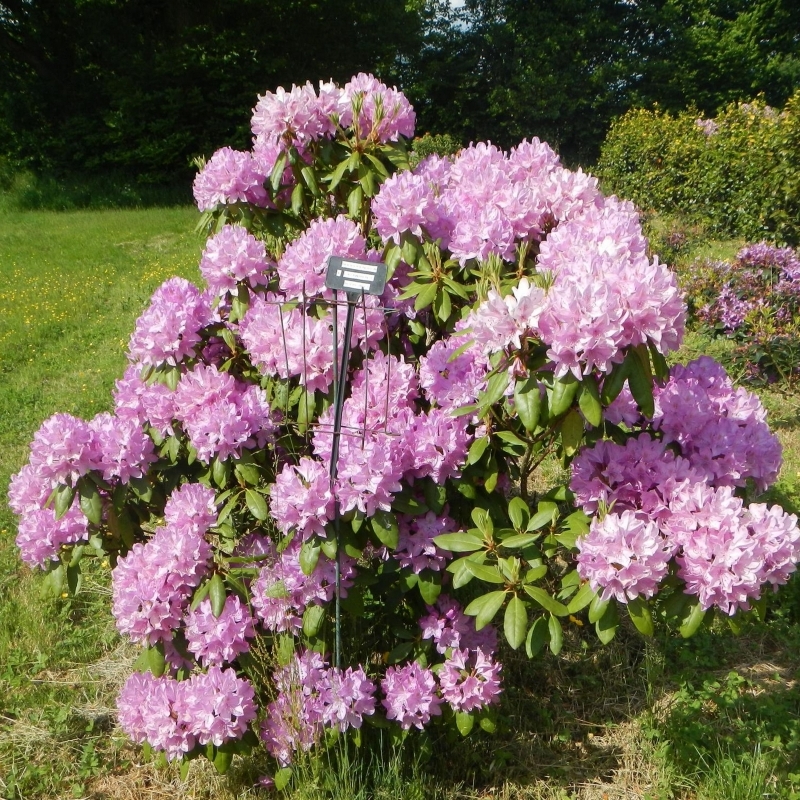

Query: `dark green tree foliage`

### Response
(408, 0, 633, 165)
(0, 0, 420, 184)
(624, 0, 800, 117)
(408, 0, 799, 165)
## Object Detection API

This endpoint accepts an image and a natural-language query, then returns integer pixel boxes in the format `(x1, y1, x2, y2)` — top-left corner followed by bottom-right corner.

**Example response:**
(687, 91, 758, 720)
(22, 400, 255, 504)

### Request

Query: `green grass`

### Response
(0, 208, 203, 799)
(1, 208, 800, 799)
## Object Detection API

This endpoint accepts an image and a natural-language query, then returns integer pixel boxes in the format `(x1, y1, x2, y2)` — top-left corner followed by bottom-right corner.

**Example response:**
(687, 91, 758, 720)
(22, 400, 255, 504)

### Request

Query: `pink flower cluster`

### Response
(261, 651, 376, 765)
(572, 361, 799, 612)
(173, 364, 272, 463)
(193, 147, 269, 211)
(199, 224, 273, 298)
(419, 595, 498, 655)
(250, 540, 355, 633)
(117, 667, 257, 760)
(184, 595, 256, 667)
(111, 521, 213, 645)
(251, 74, 414, 151)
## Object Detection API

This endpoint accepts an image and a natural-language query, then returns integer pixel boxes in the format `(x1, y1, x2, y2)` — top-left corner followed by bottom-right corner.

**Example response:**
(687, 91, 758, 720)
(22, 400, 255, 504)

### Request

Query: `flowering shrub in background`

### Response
(598, 93, 800, 246)
(681, 242, 800, 384)
(8, 73, 800, 787)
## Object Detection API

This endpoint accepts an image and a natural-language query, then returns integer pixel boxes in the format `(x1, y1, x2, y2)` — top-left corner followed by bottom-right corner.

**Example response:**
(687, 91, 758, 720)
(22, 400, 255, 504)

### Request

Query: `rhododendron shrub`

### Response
(9, 74, 800, 784)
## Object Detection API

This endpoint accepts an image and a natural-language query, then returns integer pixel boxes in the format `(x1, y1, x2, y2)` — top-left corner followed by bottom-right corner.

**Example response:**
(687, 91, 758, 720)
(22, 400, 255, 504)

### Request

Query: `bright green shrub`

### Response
(598, 92, 800, 246)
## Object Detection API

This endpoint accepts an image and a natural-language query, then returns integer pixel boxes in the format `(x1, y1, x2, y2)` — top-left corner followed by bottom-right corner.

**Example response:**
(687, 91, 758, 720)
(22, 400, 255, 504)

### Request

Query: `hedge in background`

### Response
(598, 92, 800, 246)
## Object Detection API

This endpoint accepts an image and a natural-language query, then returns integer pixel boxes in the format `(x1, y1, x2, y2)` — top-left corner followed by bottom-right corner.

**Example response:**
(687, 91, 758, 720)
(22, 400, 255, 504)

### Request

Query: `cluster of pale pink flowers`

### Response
(194, 73, 414, 211)
(9, 410, 157, 567)
(117, 667, 257, 761)
(11, 71, 800, 775)
(573, 359, 798, 614)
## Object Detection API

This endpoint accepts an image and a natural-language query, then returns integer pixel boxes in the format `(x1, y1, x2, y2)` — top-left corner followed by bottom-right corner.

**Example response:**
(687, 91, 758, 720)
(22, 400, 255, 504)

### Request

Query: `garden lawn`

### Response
(1, 209, 799, 799)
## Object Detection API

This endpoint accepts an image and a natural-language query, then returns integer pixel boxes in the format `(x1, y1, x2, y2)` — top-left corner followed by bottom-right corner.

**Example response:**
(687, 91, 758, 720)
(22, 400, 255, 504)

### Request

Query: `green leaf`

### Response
(270, 150, 288, 191)
(41, 564, 66, 598)
(148, 644, 167, 678)
(514, 376, 542, 432)
(386, 641, 414, 665)
(467, 435, 490, 465)
(566, 582, 596, 614)
(78, 480, 102, 525)
(422, 481, 447, 514)
(479, 371, 510, 412)
(588, 593, 610, 624)
(190, 579, 212, 611)
(523, 565, 548, 583)
(600, 358, 632, 405)
(504, 595, 528, 650)
(648, 340, 670, 381)
(464, 590, 507, 629)
(372, 510, 399, 549)
(66, 562, 82, 595)
(234, 461, 261, 486)
(245, 489, 269, 520)
(523, 585, 569, 616)
(578, 377, 603, 426)
(525, 616, 550, 658)
(300, 539, 321, 576)
(471, 507, 494, 537)
(455, 712, 474, 736)
(627, 596, 654, 636)
(501, 533, 540, 549)
(53, 483, 75, 519)
(560, 408, 584, 457)
(212, 457, 230, 489)
(548, 614, 564, 655)
(347, 185, 364, 219)
(679, 597, 707, 638)
(432, 531, 484, 552)
(507, 497, 530, 530)
(527, 507, 557, 531)
(433, 286, 452, 322)
(549, 374, 580, 417)
(401, 233, 420, 265)
(213, 747, 233, 775)
(465, 561, 505, 584)
(290, 182, 305, 215)
(300, 165, 321, 196)
(414, 281, 438, 311)
(303, 604, 326, 637)
(274, 767, 293, 791)
(629, 345, 655, 419)
(209, 573, 226, 617)
(418, 570, 442, 604)
(595, 602, 619, 644)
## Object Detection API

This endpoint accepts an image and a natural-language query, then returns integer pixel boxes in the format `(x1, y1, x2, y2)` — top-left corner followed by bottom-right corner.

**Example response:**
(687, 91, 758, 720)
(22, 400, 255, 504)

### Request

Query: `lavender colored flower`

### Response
(8, 463, 51, 516)
(338, 73, 415, 143)
(16, 505, 89, 569)
(438, 648, 502, 712)
(276, 215, 367, 298)
(28, 413, 100, 485)
(418, 335, 489, 412)
(163, 483, 218, 536)
(184, 595, 256, 667)
(653, 357, 782, 492)
(419, 595, 498, 655)
(193, 147, 268, 211)
(173, 363, 272, 463)
(381, 661, 442, 729)
(117, 672, 194, 761)
(372, 170, 444, 244)
(251, 82, 333, 149)
(319, 665, 377, 731)
(113, 365, 176, 437)
(576, 510, 672, 603)
(199, 224, 273, 298)
(111, 524, 212, 645)
(270, 457, 334, 540)
(127, 277, 213, 367)
(394, 512, 453, 573)
(89, 412, 156, 484)
(177, 666, 258, 747)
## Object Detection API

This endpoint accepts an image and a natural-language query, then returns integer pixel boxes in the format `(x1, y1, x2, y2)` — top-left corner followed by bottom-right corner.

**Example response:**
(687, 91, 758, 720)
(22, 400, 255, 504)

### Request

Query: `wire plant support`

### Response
(324, 255, 388, 669)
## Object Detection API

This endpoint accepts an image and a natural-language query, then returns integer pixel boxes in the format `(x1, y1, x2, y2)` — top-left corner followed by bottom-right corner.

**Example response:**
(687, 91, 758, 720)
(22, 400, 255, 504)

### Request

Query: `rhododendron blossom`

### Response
(10, 74, 800, 776)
